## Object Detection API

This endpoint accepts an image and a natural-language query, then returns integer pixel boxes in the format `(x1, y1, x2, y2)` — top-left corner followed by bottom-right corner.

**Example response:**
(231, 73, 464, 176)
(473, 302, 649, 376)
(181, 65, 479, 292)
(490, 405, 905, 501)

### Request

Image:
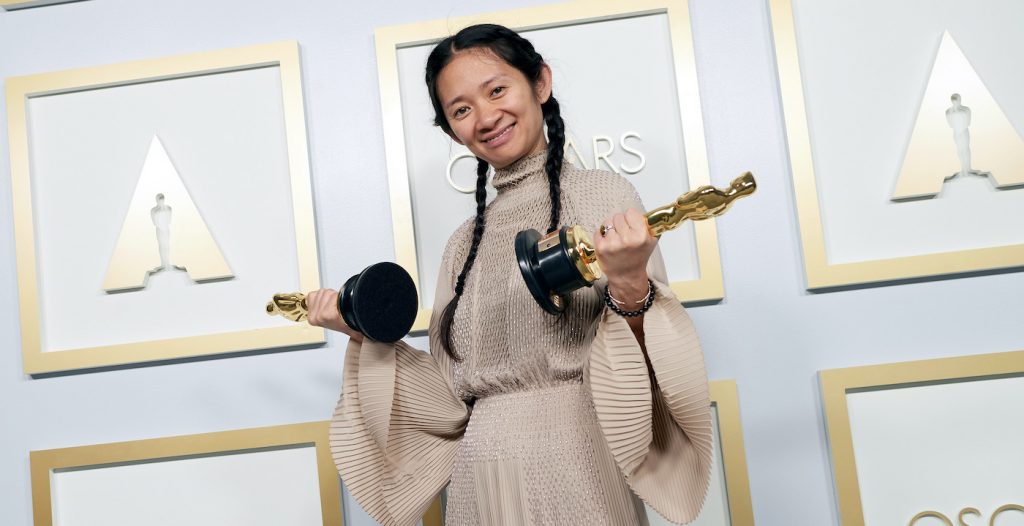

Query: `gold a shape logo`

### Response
(102, 136, 233, 292)
(892, 31, 1024, 200)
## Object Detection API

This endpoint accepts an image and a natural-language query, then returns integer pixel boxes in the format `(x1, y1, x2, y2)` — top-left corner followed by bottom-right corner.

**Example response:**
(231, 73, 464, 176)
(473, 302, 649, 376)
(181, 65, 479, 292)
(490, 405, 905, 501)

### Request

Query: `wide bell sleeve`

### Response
(587, 199, 714, 524)
(329, 253, 470, 526)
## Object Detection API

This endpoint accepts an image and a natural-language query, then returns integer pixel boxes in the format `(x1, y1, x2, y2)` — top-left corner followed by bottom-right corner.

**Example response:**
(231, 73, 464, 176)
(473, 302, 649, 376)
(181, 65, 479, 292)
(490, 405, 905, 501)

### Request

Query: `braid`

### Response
(542, 96, 565, 233)
(439, 157, 489, 360)
(543, 96, 572, 319)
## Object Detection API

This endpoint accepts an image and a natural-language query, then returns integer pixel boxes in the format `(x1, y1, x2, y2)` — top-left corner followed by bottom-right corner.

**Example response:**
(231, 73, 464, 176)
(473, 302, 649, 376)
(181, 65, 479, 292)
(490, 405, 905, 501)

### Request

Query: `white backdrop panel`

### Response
(396, 13, 699, 308)
(26, 66, 301, 352)
(793, 0, 1024, 264)
(51, 446, 324, 526)
(846, 375, 1024, 524)
(4, 2, 1024, 526)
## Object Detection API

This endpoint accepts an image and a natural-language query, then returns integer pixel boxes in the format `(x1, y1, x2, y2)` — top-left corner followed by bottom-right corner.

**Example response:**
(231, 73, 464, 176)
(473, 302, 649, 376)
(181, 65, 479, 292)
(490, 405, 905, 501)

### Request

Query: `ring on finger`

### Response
(600, 224, 615, 237)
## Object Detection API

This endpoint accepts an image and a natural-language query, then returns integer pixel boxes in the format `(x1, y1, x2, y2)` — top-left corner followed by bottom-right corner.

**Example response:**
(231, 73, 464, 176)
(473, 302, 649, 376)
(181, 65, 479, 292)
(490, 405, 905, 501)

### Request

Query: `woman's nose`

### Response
(477, 105, 501, 131)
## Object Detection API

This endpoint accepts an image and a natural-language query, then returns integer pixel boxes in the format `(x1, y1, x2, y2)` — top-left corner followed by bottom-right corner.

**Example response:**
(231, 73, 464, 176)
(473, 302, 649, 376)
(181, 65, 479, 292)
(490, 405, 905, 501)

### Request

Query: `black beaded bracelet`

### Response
(604, 279, 656, 317)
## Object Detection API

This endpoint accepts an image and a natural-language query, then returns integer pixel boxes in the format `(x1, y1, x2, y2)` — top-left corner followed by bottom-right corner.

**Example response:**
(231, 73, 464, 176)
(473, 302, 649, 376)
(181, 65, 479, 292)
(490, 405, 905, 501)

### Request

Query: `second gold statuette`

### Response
(266, 262, 418, 343)
(515, 172, 756, 314)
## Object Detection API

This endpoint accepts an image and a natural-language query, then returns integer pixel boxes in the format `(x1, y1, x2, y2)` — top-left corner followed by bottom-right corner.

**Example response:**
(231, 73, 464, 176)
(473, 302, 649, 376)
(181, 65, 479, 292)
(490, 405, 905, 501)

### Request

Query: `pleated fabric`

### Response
(330, 152, 712, 525)
(330, 338, 469, 526)
(589, 279, 714, 522)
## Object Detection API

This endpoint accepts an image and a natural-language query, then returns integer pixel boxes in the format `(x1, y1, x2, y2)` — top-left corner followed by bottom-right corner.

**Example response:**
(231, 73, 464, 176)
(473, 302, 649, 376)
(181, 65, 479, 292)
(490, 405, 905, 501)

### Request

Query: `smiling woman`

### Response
(435, 48, 550, 169)
(316, 23, 714, 526)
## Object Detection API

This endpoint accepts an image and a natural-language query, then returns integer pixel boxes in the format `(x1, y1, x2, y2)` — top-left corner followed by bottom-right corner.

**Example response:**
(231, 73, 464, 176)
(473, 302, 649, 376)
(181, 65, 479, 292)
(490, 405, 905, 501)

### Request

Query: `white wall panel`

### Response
(26, 66, 299, 352)
(793, 0, 1024, 264)
(52, 447, 323, 526)
(1, 1, 1023, 525)
(847, 377, 1024, 524)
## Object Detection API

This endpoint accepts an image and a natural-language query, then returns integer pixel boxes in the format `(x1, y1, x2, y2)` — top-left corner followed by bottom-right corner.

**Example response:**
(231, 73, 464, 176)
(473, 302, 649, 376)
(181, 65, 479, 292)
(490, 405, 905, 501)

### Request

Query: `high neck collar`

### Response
(492, 151, 548, 193)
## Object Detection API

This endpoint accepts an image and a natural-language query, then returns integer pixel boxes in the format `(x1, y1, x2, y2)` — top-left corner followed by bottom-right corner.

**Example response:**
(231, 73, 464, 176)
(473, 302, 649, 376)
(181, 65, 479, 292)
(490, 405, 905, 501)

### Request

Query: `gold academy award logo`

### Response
(103, 136, 233, 292)
(891, 31, 1024, 200)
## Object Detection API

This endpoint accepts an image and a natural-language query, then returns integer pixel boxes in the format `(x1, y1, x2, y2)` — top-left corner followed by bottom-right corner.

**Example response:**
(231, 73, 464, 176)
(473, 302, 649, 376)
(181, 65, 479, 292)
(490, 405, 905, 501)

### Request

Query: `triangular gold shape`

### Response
(103, 136, 233, 291)
(892, 31, 1024, 200)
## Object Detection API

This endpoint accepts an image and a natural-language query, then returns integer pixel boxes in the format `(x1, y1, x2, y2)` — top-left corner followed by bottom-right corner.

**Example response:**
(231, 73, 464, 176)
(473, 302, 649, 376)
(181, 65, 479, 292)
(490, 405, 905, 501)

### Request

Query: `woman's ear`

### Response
(535, 63, 553, 104)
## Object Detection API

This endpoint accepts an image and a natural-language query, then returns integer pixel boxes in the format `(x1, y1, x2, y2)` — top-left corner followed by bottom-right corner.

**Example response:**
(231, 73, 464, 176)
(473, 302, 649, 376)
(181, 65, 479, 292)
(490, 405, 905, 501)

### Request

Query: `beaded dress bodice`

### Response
(444, 152, 630, 401)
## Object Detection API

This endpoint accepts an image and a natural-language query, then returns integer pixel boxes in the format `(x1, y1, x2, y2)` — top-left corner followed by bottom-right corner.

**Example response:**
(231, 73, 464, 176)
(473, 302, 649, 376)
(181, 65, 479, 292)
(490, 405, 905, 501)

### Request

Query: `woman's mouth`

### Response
(483, 123, 515, 147)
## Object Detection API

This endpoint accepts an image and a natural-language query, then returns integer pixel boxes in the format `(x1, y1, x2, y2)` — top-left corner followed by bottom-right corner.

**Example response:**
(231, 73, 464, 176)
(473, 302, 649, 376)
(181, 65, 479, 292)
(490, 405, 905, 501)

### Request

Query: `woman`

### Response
(307, 24, 712, 526)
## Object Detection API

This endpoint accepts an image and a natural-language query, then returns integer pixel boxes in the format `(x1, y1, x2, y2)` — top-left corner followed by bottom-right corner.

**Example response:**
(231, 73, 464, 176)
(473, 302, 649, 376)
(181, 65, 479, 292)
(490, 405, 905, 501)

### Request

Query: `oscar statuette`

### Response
(266, 262, 418, 343)
(515, 172, 757, 314)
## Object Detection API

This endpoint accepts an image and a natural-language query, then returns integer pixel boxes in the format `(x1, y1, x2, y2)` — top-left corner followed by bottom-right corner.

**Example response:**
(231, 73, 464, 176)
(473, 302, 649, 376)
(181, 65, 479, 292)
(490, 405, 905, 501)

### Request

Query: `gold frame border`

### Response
(5, 41, 325, 375)
(769, 0, 1024, 290)
(29, 421, 343, 526)
(0, 0, 77, 10)
(374, 0, 725, 331)
(421, 379, 754, 526)
(819, 349, 1024, 526)
(711, 379, 756, 525)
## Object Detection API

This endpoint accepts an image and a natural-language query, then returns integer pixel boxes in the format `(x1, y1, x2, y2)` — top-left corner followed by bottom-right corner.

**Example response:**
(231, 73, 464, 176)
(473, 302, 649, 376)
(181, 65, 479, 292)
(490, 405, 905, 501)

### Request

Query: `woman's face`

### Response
(436, 49, 551, 169)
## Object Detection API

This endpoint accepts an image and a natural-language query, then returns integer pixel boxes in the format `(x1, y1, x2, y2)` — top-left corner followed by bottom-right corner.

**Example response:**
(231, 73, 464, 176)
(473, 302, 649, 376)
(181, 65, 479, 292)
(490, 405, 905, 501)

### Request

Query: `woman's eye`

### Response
(453, 107, 468, 118)
(491, 86, 506, 97)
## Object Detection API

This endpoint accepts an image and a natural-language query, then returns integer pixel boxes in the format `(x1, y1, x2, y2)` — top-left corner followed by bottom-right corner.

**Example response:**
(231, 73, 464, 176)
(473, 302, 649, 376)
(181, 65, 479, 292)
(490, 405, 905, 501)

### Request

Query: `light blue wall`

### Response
(1, 1, 1022, 525)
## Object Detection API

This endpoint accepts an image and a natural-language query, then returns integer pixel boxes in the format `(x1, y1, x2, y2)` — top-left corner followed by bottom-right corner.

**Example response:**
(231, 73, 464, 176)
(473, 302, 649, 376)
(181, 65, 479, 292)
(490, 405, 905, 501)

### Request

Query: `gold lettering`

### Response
(910, 511, 953, 526)
(909, 505, 1024, 526)
(959, 507, 980, 526)
(990, 504, 1024, 526)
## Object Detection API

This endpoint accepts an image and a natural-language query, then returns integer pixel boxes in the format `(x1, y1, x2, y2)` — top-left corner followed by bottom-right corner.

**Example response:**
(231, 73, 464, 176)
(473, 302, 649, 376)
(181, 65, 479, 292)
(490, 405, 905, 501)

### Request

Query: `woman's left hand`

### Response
(593, 208, 658, 302)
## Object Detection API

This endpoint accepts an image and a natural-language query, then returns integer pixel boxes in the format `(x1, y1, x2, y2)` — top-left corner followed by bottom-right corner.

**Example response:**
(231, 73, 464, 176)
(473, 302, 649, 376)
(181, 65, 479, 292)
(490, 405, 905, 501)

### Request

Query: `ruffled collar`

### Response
(491, 151, 548, 193)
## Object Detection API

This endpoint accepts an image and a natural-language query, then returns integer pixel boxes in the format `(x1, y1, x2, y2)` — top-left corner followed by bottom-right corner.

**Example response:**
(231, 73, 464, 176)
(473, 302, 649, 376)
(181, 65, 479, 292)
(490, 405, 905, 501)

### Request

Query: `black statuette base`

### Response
(337, 262, 418, 343)
(515, 227, 592, 315)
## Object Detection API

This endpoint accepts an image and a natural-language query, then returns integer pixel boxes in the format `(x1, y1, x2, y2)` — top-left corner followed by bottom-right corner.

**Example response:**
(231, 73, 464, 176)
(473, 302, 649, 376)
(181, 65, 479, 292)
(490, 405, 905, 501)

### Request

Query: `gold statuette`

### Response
(515, 172, 756, 314)
(266, 292, 309, 322)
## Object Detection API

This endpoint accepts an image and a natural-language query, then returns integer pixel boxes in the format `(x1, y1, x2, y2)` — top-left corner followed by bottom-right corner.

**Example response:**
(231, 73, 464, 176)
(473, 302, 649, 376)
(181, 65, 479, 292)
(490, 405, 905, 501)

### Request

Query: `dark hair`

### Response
(425, 24, 566, 360)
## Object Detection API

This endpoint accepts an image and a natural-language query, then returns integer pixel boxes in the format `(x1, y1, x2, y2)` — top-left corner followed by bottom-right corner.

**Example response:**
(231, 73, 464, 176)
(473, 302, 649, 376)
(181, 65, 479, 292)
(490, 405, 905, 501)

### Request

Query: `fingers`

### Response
(597, 214, 626, 249)
(612, 212, 630, 237)
(305, 289, 321, 326)
(305, 288, 338, 327)
(600, 209, 649, 246)
(624, 208, 655, 246)
(624, 208, 646, 234)
(594, 208, 657, 284)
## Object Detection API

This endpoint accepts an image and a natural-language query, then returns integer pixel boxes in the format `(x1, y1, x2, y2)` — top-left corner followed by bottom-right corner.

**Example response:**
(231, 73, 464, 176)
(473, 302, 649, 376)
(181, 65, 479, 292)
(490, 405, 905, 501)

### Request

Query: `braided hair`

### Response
(425, 24, 567, 360)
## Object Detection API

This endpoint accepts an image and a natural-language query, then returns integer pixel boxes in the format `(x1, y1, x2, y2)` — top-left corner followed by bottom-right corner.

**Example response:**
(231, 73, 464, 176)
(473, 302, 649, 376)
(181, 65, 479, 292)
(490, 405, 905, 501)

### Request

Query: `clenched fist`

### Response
(593, 208, 657, 303)
(305, 288, 364, 343)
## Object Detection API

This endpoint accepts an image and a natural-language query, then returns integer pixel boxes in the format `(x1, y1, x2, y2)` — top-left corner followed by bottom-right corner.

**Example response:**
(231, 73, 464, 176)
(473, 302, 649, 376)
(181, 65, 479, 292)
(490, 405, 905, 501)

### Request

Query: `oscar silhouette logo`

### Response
(892, 32, 1024, 200)
(103, 136, 233, 292)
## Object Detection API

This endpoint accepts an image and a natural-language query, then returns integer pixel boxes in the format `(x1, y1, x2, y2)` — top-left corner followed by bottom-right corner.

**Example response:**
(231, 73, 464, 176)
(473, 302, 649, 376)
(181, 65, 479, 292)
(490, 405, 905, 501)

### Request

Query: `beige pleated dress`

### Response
(330, 152, 713, 526)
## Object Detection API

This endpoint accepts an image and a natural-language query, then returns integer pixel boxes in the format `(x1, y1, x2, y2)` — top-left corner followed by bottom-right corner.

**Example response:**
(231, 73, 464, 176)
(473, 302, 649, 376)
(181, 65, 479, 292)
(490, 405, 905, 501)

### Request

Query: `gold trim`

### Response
(29, 421, 343, 526)
(374, 0, 725, 331)
(0, 0, 79, 9)
(710, 379, 756, 525)
(769, 0, 1024, 289)
(420, 379, 754, 525)
(422, 496, 444, 526)
(818, 349, 1024, 526)
(5, 41, 325, 374)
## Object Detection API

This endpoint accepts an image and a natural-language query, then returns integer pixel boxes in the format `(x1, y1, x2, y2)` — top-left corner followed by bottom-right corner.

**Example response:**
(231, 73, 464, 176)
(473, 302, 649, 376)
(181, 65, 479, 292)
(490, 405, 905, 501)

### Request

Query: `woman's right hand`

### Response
(305, 288, 364, 343)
